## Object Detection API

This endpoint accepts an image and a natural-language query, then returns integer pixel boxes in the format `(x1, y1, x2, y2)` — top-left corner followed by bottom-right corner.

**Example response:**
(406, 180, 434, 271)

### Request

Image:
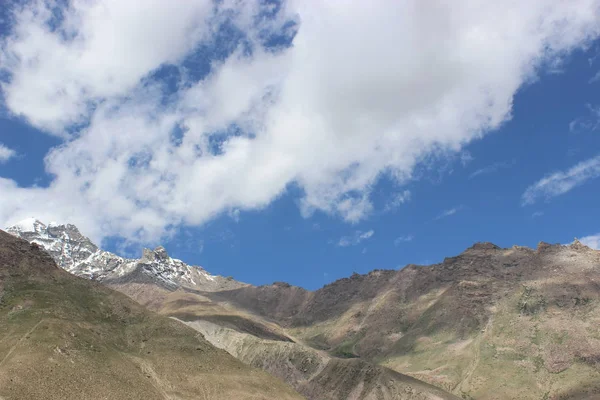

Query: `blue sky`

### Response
(1, 1, 600, 289)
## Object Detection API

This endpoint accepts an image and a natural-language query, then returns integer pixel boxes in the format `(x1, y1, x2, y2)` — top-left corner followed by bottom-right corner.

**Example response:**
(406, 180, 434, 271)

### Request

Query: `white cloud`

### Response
(394, 235, 414, 246)
(0, 0, 215, 135)
(1, 0, 600, 243)
(0, 144, 16, 163)
(460, 151, 474, 167)
(229, 209, 241, 223)
(579, 234, 600, 249)
(338, 230, 375, 247)
(435, 206, 464, 220)
(569, 104, 600, 133)
(532, 211, 544, 218)
(384, 190, 411, 212)
(522, 154, 600, 205)
(469, 160, 515, 179)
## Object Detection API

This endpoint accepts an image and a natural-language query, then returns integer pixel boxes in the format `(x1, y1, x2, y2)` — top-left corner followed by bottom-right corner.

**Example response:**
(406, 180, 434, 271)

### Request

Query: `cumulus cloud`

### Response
(522, 154, 600, 205)
(469, 159, 516, 179)
(0, 143, 16, 163)
(1, 0, 600, 242)
(0, 0, 215, 134)
(338, 230, 375, 247)
(579, 234, 600, 249)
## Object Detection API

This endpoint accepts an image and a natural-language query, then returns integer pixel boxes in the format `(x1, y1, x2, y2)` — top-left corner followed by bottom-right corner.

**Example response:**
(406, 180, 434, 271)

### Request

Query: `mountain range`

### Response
(6, 218, 600, 399)
(0, 228, 302, 399)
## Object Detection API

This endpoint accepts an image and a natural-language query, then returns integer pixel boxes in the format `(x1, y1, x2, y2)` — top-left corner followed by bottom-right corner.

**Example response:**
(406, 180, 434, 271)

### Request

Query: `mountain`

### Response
(204, 241, 600, 399)
(0, 229, 302, 399)
(6, 218, 245, 291)
(8, 219, 600, 399)
(183, 318, 459, 400)
(6, 219, 459, 400)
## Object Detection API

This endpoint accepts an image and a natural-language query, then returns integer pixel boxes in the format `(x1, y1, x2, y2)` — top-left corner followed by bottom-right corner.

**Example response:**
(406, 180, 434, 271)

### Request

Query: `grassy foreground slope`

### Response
(0, 231, 302, 400)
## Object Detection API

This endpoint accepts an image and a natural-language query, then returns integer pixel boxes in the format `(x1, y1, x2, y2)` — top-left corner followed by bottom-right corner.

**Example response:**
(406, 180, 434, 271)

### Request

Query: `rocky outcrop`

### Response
(6, 218, 245, 291)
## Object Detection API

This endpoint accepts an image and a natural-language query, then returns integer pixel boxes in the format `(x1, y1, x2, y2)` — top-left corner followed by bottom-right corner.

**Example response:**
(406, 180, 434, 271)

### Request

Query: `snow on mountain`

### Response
(6, 219, 241, 291)
(9, 217, 43, 233)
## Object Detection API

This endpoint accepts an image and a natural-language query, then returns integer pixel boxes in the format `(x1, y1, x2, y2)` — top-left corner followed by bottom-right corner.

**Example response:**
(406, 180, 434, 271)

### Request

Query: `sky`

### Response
(1, 0, 600, 290)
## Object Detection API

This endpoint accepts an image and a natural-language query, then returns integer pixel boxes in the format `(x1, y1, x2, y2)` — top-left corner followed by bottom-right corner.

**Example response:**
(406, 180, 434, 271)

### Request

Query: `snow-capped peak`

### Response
(8, 217, 47, 234)
(142, 246, 170, 262)
(6, 219, 99, 273)
(5, 219, 243, 292)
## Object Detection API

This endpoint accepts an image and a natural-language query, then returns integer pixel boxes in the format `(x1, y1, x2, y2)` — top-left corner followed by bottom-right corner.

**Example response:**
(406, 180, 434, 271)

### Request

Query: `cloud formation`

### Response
(579, 234, 600, 249)
(469, 160, 515, 179)
(0, 144, 16, 163)
(1, 0, 599, 243)
(338, 230, 375, 247)
(394, 235, 414, 246)
(522, 154, 600, 205)
(569, 105, 600, 133)
(435, 206, 463, 221)
(460, 151, 474, 167)
(384, 190, 412, 212)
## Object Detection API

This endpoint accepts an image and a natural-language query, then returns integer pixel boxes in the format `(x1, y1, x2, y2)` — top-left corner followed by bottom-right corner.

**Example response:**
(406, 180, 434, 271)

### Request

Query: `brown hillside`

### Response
(9, 221, 600, 399)
(199, 242, 600, 399)
(0, 231, 302, 400)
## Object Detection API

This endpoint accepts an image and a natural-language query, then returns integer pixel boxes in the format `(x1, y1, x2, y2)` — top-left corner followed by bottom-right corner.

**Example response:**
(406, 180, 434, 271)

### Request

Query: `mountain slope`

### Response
(6, 219, 459, 400)
(102, 276, 459, 400)
(8, 219, 600, 399)
(182, 319, 460, 400)
(0, 230, 302, 400)
(205, 242, 600, 399)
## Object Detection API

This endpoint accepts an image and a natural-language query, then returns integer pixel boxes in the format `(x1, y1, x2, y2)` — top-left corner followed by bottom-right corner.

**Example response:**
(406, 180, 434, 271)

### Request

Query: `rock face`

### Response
(6, 218, 245, 291)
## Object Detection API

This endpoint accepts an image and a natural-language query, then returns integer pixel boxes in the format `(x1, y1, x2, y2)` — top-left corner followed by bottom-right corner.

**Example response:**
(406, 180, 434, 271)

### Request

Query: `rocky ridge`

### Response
(6, 218, 244, 291)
